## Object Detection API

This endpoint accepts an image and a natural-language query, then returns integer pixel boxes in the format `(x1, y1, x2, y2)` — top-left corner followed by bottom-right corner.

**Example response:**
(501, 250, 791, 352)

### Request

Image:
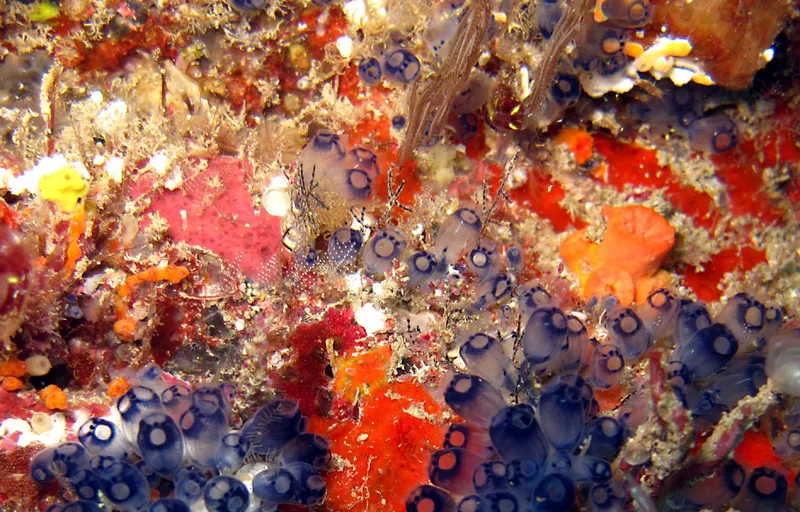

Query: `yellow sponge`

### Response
(39, 166, 88, 212)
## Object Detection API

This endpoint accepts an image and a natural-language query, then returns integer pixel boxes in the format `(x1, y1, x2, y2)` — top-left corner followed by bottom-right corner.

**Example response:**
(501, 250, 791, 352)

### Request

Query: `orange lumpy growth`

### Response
(0, 359, 27, 378)
(333, 345, 392, 402)
(113, 317, 138, 340)
(39, 385, 67, 410)
(2, 377, 23, 391)
(64, 205, 86, 273)
(107, 376, 131, 399)
(309, 380, 449, 511)
(560, 205, 675, 305)
(555, 127, 594, 165)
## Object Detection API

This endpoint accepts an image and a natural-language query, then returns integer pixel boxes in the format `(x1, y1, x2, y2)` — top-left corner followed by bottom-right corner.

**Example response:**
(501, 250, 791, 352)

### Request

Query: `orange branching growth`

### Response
(114, 265, 190, 340)
(560, 205, 675, 305)
(108, 376, 131, 399)
(0, 359, 27, 378)
(555, 127, 594, 165)
(64, 205, 86, 274)
(40, 385, 67, 410)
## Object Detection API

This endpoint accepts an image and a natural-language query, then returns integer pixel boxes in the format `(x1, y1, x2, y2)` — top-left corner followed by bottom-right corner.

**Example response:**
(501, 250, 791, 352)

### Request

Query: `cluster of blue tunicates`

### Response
(32, 365, 329, 512)
(403, 277, 798, 511)
(357, 48, 421, 85)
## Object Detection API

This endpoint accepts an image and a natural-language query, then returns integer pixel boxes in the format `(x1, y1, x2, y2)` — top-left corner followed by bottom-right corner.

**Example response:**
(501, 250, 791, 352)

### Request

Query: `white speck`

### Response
(356, 433, 369, 442)
(345, 272, 364, 293)
(148, 152, 171, 176)
(343, 0, 367, 26)
(105, 157, 125, 183)
(336, 36, 353, 59)
(762, 47, 775, 63)
(354, 303, 387, 335)
(235, 319, 245, 331)
(164, 166, 183, 190)
(89, 90, 103, 103)
(94, 100, 127, 135)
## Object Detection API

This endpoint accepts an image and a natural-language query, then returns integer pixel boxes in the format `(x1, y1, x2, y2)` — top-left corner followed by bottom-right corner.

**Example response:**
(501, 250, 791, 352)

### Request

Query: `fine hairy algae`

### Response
(398, 0, 493, 165)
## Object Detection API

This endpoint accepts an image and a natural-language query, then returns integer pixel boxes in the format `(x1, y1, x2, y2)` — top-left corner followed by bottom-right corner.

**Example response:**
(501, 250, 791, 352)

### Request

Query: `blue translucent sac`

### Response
(735, 466, 787, 512)
(766, 328, 800, 396)
(161, 384, 192, 423)
(180, 402, 229, 468)
(280, 433, 331, 469)
(175, 467, 209, 503)
(680, 323, 739, 380)
(459, 332, 513, 391)
(467, 239, 499, 279)
(483, 491, 520, 511)
(606, 308, 651, 360)
(383, 49, 421, 83)
(570, 455, 612, 483)
(406, 484, 457, 512)
(561, 315, 590, 371)
(689, 114, 739, 154)
(299, 130, 346, 185)
(674, 301, 712, 350)
(443, 374, 507, 429)
(710, 356, 767, 407)
(688, 387, 725, 424)
(423, 9, 459, 60)
(31, 447, 59, 482)
(522, 306, 568, 366)
(135, 460, 160, 488)
(327, 228, 363, 266)
(434, 206, 483, 265)
(357, 57, 382, 85)
(666, 360, 691, 389)
(681, 460, 745, 510)
(472, 461, 509, 495)
(532, 473, 576, 511)
(550, 73, 581, 105)
(117, 385, 163, 444)
(584, 417, 625, 461)
(61, 502, 102, 512)
(340, 159, 374, 201)
(517, 283, 553, 319)
(50, 442, 91, 480)
(89, 454, 118, 473)
(506, 246, 523, 273)
(137, 412, 184, 476)
(538, 380, 585, 451)
(589, 481, 626, 512)
(639, 288, 680, 340)
(99, 461, 151, 512)
(772, 427, 800, 462)
(137, 363, 171, 396)
(506, 458, 540, 494)
(589, 344, 625, 390)
(68, 469, 104, 501)
(443, 423, 495, 459)
(363, 228, 407, 275)
(597, 0, 650, 27)
(191, 385, 231, 417)
(407, 250, 441, 287)
(471, 273, 513, 311)
(148, 498, 192, 512)
(78, 417, 131, 459)
(203, 475, 250, 512)
(214, 432, 250, 474)
(456, 495, 484, 512)
(716, 293, 767, 349)
(429, 448, 484, 496)
(253, 467, 297, 504)
(535, 1, 562, 38)
(241, 399, 306, 454)
(489, 404, 549, 465)
(284, 461, 327, 506)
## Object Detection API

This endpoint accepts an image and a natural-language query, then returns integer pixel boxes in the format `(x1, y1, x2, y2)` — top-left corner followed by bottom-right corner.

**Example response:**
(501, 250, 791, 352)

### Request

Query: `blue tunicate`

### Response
(65, 303, 83, 319)
(214, 432, 250, 474)
(392, 115, 406, 129)
(78, 417, 131, 460)
(280, 433, 331, 469)
(674, 300, 712, 351)
(716, 292, 767, 349)
(407, 250, 441, 287)
(253, 467, 297, 505)
(489, 404, 549, 464)
(68, 468, 104, 502)
(589, 481, 626, 512)
(444, 374, 506, 428)
(175, 466, 209, 503)
(283, 462, 326, 506)
(228, 0, 266, 11)
(550, 73, 581, 105)
(457, 495, 483, 511)
(606, 307, 650, 360)
(327, 228, 363, 266)
(467, 238, 499, 278)
(429, 448, 484, 496)
(483, 491, 520, 511)
(138, 364, 171, 396)
(562, 315, 590, 371)
(89, 454, 118, 473)
(241, 399, 306, 454)
(148, 498, 191, 512)
(570, 455, 612, 483)
(471, 273, 513, 311)
(506, 246, 522, 273)
(137, 412, 184, 476)
(180, 401, 229, 468)
(134, 460, 160, 488)
(532, 473, 575, 511)
(203, 475, 250, 512)
(506, 458, 540, 495)
(538, 379, 585, 451)
(357, 57, 382, 85)
(161, 383, 192, 423)
(383, 49, 421, 83)
(598, 0, 651, 27)
(406, 484, 457, 512)
(599, 52, 629, 76)
(735, 466, 787, 512)
(766, 328, 800, 396)
(710, 356, 766, 407)
(443, 423, 495, 459)
(773, 427, 800, 462)
(518, 283, 553, 319)
(98, 461, 151, 512)
(362, 227, 407, 275)
(50, 443, 91, 480)
(522, 306, 568, 367)
(584, 417, 625, 461)
(433, 206, 483, 265)
(680, 323, 739, 380)
(60, 502, 102, 512)
(472, 461, 509, 496)
(679, 459, 745, 510)
(117, 385, 163, 444)
(689, 114, 739, 154)
(688, 387, 725, 424)
(639, 288, 680, 339)
(589, 343, 624, 389)
(459, 332, 513, 391)
(535, 1, 562, 39)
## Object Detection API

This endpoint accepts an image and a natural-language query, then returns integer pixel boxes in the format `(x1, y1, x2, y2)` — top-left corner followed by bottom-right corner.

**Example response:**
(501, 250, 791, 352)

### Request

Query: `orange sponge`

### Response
(560, 205, 675, 305)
